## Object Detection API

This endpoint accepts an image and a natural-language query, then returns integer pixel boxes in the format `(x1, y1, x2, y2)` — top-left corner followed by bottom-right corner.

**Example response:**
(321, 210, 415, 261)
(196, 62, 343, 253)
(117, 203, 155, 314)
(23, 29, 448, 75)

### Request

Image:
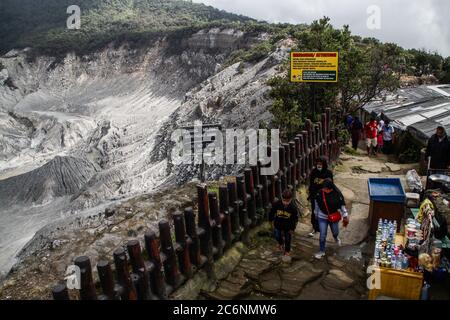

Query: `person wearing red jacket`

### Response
(364, 117, 378, 156)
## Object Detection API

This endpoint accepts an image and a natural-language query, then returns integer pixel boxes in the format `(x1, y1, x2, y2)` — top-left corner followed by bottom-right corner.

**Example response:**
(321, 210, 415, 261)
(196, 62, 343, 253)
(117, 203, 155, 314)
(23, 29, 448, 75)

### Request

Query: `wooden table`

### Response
(368, 234, 424, 300)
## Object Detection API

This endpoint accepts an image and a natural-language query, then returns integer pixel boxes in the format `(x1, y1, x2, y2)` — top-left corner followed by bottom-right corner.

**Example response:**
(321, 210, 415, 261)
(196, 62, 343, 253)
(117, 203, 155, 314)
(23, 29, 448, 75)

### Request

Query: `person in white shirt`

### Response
(381, 120, 395, 154)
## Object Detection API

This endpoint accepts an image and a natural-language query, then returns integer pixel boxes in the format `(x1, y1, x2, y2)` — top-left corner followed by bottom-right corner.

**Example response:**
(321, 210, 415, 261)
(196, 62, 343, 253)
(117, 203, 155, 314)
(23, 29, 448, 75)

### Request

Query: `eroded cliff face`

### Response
(0, 29, 285, 277)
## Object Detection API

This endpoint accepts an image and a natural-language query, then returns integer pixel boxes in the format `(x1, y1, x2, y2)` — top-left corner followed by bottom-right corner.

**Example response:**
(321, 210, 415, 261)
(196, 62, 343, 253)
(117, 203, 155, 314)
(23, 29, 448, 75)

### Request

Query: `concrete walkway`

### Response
(206, 149, 418, 300)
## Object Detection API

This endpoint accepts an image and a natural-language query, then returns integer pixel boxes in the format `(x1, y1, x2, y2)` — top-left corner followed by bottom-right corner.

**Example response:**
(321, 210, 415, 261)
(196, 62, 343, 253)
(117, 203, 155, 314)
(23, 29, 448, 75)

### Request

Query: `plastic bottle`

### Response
(402, 255, 409, 269)
(395, 255, 402, 270)
(421, 282, 430, 300)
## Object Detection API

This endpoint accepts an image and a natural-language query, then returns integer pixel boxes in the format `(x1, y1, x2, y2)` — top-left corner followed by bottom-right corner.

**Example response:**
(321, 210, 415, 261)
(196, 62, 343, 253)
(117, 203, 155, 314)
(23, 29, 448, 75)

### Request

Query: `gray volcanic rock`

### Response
(0, 156, 98, 205)
(0, 28, 283, 276)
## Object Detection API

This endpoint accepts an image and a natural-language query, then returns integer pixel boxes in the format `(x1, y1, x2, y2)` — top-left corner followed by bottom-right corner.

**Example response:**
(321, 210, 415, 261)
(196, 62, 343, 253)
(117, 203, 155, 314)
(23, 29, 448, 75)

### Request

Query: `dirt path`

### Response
(206, 148, 419, 300)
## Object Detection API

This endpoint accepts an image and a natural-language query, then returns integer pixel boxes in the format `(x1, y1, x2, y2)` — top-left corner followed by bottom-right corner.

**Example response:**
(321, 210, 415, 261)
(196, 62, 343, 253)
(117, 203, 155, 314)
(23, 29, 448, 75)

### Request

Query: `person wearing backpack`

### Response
(313, 179, 350, 259)
(269, 189, 300, 257)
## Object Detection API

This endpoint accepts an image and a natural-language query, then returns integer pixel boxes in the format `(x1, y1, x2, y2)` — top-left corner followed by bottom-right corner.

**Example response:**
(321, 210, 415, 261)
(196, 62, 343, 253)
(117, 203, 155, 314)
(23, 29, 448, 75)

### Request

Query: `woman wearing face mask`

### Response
(308, 157, 333, 237)
(313, 179, 349, 259)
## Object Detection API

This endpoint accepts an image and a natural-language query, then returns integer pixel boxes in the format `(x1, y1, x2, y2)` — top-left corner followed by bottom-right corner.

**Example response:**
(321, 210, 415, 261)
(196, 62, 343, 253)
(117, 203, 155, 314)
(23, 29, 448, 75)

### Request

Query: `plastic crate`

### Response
(368, 178, 406, 203)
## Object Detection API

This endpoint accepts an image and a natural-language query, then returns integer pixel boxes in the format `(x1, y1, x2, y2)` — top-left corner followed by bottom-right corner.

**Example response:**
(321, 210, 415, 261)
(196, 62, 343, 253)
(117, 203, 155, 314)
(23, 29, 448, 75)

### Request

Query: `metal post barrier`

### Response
(299, 133, 306, 180)
(284, 143, 292, 189)
(173, 211, 194, 279)
(268, 174, 276, 204)
(113, 248, 138, 300)
(144, 230, 167, 299)
(127, 240, 153, 300)
(52, 284, 70, 300)
(97, 260, 118, 300)
(244, 168, 257, 226)
(289, 141, 297, 189)
(159, 219, 182, 290)
(227, 181, 242, 239)
(236, 174, 251, 243)
(260, 175, 270, 216)
(208, 192, 224, 259)
(219, 186, 233, 248)
(74, 256, 97, 300)
(275, 175, 282, 202)
(294, 136, 301, 184)
(184, 207, 205, 269)
(302, 130, 310, 177)
(197, 184, 214, 264)
(251, 165, 264, 217)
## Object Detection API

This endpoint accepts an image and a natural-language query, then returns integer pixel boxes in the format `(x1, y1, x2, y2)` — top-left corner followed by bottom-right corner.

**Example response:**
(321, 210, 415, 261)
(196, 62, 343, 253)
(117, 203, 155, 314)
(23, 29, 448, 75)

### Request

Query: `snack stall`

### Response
(367, 176, 450, 300)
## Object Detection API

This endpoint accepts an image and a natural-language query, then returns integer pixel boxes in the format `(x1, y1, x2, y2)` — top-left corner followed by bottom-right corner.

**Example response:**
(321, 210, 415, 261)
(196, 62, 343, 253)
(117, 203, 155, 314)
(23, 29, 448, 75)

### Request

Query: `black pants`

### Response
(274, 229, 292, 252)
(352, 138, 359, 150)
(310, 199, 320, 232)
(383, 140, 393, 154)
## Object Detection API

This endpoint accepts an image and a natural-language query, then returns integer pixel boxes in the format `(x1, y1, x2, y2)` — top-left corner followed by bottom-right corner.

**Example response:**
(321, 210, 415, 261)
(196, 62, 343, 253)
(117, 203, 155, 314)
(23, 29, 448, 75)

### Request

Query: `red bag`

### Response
(322, 190, 342, 223)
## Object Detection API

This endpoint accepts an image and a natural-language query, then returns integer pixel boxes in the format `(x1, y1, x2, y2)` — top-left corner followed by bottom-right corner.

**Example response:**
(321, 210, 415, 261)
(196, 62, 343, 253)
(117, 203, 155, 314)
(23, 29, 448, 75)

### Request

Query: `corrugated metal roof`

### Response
(363, 85, 450, 144)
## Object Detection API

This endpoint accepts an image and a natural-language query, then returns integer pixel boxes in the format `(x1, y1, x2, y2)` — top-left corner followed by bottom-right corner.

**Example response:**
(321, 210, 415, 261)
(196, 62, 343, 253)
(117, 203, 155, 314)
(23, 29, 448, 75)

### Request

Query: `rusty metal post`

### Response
(219, 186, 233, 248)
(279, 145, 286, 173)
(52, 284, 70, 300)
(74, 256, 97, 300)
(197, 184, 214, 264)
(294, 136, 301, 184)
(268, 174, 276, 204)
(127, 240, 153, 300)
(244, 168, 257, 226)
(289, 142, 297, 189)
(298, 134, 306, 180)
(321, 113, 328, 157)
(251, 165, 263, 217)
(227, 181, 241, 238)
(302, 130, 310, 177)
(97, 260, 117, 300)
(236, 174, 251, 243)
(275, 175, 282, 202)
(305, 120, 313, 149)
(260, 175, 270, 216)
(184, 207, 204, 269)
(173, 211, 193, 279)
(325, 108, 331, 138)
(144, 230, 167, 299)
(113, 249, 137, 300)
(209, 192, 224, 259)
(159, 219, 182, 289)
(131, 273, 148, 301)
(286, 143, 292, 189)
(280, 169, 287, 192)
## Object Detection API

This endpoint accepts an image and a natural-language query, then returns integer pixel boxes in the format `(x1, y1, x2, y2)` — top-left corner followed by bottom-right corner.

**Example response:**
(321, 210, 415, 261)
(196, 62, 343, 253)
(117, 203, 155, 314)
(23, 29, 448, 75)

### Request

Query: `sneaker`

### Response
(277, 244, 284, 252)
(335, 237, 342, 246)
(314, 251, 326, 259)
(284, 251, 291, 257)
(308, 231, 316, 238)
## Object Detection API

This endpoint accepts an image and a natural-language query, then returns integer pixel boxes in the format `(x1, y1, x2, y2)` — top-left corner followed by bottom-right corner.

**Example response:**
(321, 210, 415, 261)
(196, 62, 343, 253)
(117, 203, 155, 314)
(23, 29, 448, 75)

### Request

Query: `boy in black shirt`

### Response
(269, 189, 300, 256)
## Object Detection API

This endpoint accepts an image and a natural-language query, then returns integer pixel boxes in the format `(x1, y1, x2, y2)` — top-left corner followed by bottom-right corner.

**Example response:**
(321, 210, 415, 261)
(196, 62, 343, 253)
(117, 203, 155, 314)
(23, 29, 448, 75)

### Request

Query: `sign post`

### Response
(290, 52, 339, 83)
(290, 52, 338, 117)
(182, 124, 222, 183)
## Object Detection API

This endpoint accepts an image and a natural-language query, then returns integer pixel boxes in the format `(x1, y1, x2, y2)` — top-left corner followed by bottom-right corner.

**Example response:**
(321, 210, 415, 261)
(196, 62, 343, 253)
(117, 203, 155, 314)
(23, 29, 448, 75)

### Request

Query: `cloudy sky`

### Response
(193, 0, 450, 56)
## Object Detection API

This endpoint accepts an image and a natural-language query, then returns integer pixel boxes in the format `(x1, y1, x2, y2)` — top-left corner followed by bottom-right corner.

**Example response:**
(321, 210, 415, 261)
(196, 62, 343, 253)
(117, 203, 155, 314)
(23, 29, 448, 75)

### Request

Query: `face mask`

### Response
(317, 166, 323, 171)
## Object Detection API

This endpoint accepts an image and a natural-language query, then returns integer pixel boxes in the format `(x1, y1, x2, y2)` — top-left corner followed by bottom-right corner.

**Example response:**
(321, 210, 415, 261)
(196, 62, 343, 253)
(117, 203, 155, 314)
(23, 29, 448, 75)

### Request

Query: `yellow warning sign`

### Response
(290, 52, 339, 83)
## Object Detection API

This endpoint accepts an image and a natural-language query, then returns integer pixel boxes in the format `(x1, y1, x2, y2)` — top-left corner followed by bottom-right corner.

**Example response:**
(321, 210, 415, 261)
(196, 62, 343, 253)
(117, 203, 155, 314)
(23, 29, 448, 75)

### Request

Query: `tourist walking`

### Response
(308, 157, 333, 237)
(350, 117, 363, 150)
(313, 179, 349, 259)
(269, 189, 300, 257)
(382, 120, 395, 154)
(364, 117, 378, 156)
